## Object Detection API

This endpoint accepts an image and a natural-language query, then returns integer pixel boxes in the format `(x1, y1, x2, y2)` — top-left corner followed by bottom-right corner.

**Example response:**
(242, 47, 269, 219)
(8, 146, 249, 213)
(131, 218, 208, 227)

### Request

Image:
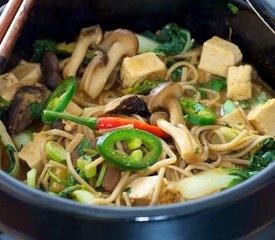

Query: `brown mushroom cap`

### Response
(101, 29, 138, 55)
(6, 86, 50, 136)
(147, 82, 184, 124)
(41, 52, 60, 73)
(104, 94, 149, 116)
(41, 52, 63, 90)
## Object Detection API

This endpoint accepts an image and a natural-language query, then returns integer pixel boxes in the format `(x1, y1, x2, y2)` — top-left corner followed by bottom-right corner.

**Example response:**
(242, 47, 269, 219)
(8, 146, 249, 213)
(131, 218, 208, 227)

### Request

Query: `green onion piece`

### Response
(46, 141, 66, 162)
(128, 137, 142, 150)
(77, 155, 96, 178)
(95, 164, 107, 188)
(130, 149, 143, 161)
(27, 168, 37, 188)
(72, 189, 95, 203)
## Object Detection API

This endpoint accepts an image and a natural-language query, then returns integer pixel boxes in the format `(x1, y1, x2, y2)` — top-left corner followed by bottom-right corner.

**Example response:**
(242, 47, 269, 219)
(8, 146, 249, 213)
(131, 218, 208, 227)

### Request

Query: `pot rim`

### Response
(0, 0, 274, 223)
(0, 162, 274, 221)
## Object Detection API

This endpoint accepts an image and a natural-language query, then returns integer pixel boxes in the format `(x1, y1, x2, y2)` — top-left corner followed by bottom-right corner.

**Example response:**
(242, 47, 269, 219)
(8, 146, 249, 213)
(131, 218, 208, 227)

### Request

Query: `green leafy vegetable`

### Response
(12, 129, 33, 150)
(31, 39, 57, 62)
(31, 39, 95, 64)
(221, 99, 237, 116)
(58, 185, 84, 199)
(127, 79, 166, 95)
(208, 78, 227, 92)
(167, 60, 182, 82)
(0, 96, 10, 120)
(227, 2, 239, 15)
(5, 144, 17, 174)
(246, 138, 275, 171)
(124, 187, 132, 196)
(77, 138, 93, 156)
(28, 102, 44, 119)
(137, 23, 192, 56)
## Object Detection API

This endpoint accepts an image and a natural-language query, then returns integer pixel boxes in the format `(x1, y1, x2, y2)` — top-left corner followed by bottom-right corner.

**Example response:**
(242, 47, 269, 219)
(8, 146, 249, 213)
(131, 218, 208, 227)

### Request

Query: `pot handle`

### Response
(246, 0, 275, 34)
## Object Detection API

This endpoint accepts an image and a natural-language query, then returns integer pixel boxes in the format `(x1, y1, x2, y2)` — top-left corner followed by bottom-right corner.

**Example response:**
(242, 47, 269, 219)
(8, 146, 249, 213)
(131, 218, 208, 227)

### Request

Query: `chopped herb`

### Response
(227, 2, 239, 15)
(195, 146, 200, 154)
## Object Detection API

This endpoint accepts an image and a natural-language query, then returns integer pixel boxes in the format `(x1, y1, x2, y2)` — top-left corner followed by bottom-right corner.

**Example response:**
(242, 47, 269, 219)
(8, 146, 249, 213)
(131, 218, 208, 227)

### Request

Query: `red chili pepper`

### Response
(97, 117, 169, 138)
(43, 111, 169, 138)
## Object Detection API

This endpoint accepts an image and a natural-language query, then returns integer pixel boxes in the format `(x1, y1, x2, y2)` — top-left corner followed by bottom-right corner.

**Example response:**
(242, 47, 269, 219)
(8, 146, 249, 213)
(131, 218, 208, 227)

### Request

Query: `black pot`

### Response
(1, 0, 275, 239)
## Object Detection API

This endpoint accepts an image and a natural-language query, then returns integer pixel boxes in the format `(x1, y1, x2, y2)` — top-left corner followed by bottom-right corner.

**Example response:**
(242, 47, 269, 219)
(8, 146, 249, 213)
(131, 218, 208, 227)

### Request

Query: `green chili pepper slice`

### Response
(42, 76, 76, 123)
(96, 129, 162, 170)
(179, 98, 216, 125)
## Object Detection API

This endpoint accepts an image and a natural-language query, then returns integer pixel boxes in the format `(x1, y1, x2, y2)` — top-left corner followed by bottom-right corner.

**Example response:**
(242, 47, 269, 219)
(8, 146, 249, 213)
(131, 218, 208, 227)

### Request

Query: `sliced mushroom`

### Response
(82, 29, 138, 99)
(41, 52, 60, 72)
(63, 25, 103, 78)
(150, 111, 169, 126)
(104, 94, 149, 116)
(6, 86, 50, 136)
(41, 52, 62, 90)
(102, 164, 121, 192)
(80, 50, 108, 91)
(147, 82, 185, 124)
(147, 82, 206, 163)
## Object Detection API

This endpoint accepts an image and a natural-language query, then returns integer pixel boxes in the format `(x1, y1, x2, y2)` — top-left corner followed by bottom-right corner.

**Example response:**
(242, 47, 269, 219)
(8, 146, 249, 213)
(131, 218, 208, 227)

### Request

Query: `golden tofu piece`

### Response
(120, 52, 167, 87)
(127, 176, 158, 205)
(198, 36, 242, 77)
(18, 132, 47, 172)
(227, 65, 252, 100)
(247, 99, 275, 136)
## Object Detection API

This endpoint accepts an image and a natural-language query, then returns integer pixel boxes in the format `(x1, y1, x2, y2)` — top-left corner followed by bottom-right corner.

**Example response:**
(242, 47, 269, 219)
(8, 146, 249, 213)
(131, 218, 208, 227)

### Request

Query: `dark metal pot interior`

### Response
(0, 0, 275, 239)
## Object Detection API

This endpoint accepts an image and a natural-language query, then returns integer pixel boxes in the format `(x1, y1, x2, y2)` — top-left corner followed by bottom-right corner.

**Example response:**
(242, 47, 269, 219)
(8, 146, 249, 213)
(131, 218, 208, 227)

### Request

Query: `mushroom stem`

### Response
(157, 119, 206, 163)
(161, 96, 185, 124)
(63, 25, 102, 78)
(87, 43, 131, 99)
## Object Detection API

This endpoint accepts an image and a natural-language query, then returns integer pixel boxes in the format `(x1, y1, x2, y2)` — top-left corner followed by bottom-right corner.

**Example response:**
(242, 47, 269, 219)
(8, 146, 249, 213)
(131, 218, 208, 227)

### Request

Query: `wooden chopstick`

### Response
(0, 0, 35, 74)
(0, 0, 23, 43)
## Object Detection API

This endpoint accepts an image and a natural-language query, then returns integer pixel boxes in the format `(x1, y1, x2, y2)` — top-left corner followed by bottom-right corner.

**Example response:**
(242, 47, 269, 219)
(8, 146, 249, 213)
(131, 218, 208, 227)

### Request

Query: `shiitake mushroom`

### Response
(5, 85, 50, 136)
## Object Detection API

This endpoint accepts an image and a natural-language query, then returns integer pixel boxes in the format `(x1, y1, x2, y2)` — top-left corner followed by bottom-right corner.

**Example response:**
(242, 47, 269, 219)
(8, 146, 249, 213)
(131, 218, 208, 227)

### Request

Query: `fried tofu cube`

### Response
(120, 52, 167, 87)
(247, 99, 275, 136)
(227, 65, 252, 100)
(198, 36, 242, 77)
(18, 132, 47, 172)
(127, 176, 158, 205)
